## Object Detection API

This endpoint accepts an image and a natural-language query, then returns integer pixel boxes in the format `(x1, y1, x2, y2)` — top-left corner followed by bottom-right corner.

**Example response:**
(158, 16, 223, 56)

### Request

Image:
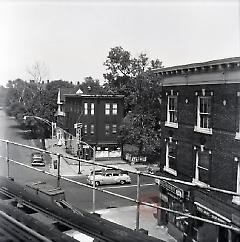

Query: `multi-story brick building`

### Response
(64, 93, 124, 159)
(154, 57, 240, 241)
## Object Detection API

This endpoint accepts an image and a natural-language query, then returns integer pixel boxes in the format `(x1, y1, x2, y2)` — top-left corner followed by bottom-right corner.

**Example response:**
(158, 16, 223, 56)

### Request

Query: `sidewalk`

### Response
(45, 138, 148, 177)
(44, 138, 176, 242)
(96, 205, 176, 242)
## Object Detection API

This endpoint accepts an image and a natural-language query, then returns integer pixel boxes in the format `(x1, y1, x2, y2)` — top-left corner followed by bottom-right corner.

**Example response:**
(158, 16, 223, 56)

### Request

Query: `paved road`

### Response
(0, 110, 159, 212)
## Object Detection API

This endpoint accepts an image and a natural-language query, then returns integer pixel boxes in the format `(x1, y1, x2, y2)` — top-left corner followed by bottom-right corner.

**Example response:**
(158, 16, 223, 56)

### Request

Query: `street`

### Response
(0, 110, 159, 212)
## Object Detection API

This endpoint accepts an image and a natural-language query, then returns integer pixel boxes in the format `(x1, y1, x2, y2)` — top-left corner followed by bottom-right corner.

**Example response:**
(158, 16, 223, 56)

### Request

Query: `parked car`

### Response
(31, 152, 45, 166)
(87, 169, 131, 186)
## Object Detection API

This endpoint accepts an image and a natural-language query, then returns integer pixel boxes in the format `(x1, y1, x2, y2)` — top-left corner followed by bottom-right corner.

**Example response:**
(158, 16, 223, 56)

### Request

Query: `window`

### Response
(90, 103, 95, 115)
(193, 148, 210, 185)
(90, 124, 94, 134)
(235, 93, 240, 139)
(194, 96, 212, 134)
(166, 96, 178, 126)
(233, 158, 240, 205)
(84, 102, 88, 115)
(113, 103, 118, 115)
(164, 139, 177, 176)
(105, 103, 110, 115)
(105, 124, 110, 135)
(112, 124, 117, 134)
(84, 124, 87, 134)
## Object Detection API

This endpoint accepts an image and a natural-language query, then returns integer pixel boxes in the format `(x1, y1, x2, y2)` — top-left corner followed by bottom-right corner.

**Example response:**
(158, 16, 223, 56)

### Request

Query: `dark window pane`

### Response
(168, 143, 177, 170)
(199, 168, 209, 184)
(169, 157, 177, 170)
(198, 152, 209, 169)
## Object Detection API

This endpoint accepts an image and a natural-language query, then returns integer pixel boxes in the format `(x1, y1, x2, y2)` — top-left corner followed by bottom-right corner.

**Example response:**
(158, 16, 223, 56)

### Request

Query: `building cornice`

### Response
(65, 94, 124, 99)
(154, 57, 240, 78)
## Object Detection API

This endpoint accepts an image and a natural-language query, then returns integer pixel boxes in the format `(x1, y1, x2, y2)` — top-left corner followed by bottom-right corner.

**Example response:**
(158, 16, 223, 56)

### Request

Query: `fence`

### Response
(0, 138, 239, 235)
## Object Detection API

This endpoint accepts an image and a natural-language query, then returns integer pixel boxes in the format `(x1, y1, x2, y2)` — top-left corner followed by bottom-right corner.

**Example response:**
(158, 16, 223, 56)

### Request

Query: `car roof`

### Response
(32, 152, 43, 155)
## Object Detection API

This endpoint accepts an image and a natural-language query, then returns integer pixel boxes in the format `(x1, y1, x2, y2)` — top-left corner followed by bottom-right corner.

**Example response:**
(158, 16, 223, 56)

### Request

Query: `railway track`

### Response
(0, 177, 163, 242)
(0, 210, 53, 242)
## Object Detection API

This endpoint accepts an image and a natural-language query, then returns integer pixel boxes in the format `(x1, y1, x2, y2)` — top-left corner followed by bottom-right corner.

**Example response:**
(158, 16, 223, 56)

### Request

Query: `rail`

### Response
(0, 138, 239, 234)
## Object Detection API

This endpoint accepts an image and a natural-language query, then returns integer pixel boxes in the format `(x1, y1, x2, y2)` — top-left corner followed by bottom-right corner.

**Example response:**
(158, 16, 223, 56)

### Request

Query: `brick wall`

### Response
(160, 82, 240, 197)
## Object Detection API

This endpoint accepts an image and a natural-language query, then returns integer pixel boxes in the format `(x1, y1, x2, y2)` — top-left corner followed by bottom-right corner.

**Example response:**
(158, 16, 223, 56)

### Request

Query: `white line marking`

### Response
(104, 183, 155, 189)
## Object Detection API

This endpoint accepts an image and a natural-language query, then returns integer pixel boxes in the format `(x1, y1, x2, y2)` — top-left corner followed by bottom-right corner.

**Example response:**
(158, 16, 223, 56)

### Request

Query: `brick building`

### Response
(154, 57, 240, 241)
(64, 93, 124, 159)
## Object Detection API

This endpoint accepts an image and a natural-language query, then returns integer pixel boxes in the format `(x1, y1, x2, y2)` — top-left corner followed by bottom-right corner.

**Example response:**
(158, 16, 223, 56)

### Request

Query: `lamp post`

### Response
(74, 122, 82, 174)
(23, 115, 56, 139)
(78, 140, 96, 213)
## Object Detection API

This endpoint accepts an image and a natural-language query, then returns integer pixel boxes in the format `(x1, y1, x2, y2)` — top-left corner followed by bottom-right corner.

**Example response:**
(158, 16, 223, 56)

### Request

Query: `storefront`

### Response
(158, 179, 191, 242)
(192, 201, 237, 242)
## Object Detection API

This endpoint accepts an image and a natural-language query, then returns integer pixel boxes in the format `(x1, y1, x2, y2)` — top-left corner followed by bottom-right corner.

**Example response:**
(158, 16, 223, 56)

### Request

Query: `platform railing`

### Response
(0, 138, 239, 234)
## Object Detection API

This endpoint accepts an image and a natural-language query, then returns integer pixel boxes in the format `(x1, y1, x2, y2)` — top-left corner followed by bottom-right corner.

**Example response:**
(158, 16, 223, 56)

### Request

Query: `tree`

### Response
(103, 46, 163, 161)
(118, 72, 162, 159)
(0, 85, 7, 107)
(5, 78, 75, 146)
(103, 46, 163, 111)
(79, 77, 107, 94)
(27, 61, 48, 86)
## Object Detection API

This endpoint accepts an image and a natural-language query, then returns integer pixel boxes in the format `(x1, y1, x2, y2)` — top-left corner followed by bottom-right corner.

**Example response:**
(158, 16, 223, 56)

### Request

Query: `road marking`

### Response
(104, 183, 156, 189)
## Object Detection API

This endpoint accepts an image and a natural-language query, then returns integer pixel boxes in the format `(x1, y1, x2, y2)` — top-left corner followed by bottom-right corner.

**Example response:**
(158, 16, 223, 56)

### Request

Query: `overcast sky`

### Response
(0, 0, 239, 86)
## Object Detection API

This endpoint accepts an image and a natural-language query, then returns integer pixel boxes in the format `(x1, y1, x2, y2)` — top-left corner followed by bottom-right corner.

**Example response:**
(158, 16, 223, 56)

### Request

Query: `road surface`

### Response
(0, 110, 159, 212)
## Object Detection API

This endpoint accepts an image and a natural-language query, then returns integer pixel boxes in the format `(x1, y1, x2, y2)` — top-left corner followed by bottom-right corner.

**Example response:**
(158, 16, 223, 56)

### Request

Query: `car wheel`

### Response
(120, 180, 125, 185)
(95, 181, 100, 186)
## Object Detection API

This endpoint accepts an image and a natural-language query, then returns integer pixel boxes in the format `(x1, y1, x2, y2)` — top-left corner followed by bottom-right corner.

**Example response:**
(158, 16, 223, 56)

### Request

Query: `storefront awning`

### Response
(194, 201, 231, 224)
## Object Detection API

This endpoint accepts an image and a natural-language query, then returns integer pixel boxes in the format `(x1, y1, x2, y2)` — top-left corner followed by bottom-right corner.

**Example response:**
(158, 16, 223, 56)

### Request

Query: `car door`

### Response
(104, 173, 114, 184)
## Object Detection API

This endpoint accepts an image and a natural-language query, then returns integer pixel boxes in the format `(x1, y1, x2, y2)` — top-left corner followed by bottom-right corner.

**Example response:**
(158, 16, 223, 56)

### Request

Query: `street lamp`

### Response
(23, 115, 56, 139)
(74, 122, 82, 174)
(78, 140, 96, 213)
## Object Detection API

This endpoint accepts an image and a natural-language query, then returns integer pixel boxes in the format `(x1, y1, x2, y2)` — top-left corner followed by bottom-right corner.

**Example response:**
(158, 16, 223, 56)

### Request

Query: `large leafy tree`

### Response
(0, 86, 7, 107)
(5, 79, 74, 142)
(104, 46, 163, 160)
(79, 76, 107, 95)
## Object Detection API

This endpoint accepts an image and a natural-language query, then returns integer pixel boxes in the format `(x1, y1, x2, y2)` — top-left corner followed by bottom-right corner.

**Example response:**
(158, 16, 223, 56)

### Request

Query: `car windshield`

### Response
(90, 170, 103, 176)
(32, 153, 42, 158)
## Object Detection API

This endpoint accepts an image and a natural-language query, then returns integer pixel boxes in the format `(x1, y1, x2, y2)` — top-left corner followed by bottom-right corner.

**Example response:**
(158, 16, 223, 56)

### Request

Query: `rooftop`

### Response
(154, 57, 240, 75)
(65, 94, 124, 99)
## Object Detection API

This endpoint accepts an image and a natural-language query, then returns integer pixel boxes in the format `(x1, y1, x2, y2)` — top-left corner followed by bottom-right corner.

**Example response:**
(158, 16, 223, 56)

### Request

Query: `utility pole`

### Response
(74, 122, 82, 174)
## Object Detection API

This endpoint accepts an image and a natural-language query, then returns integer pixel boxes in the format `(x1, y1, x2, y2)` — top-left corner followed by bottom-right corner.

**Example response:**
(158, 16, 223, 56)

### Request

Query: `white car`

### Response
(87, 169, 131, 186)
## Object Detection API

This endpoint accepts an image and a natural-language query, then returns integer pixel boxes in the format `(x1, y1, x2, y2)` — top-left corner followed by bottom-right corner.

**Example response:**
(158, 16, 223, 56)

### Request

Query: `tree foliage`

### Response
(27, 61, 48, 85)
(5, 78, 74, 138)
(104, 46, 163, 159)
(78, 77, 107, 95)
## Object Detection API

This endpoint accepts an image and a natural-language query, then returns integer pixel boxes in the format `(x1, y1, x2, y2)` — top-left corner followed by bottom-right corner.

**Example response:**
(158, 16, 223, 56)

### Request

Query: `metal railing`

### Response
(0, 138, 239, 234)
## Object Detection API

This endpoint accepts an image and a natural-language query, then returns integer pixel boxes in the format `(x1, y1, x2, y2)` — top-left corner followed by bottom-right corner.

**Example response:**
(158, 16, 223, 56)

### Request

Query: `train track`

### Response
(0, 210, 52, 242)
(0, 177, 163, 242)
(0, 186, 104, 242)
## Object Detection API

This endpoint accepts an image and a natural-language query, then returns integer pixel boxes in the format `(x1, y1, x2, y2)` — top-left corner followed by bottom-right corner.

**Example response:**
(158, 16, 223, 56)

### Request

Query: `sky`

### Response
(0, 0, 239, 86)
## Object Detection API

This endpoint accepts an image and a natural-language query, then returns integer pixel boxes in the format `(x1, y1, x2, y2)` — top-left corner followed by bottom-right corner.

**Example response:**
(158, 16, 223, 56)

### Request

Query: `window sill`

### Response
(235, 132, 240, 140)
(163, 166, 177, 176)
(165, 122, 178, 129)
(232, 196, 240, 205)
(56, 111, 65, 116)
(194, 126, 212, 135)
(192, 178, 209, 188)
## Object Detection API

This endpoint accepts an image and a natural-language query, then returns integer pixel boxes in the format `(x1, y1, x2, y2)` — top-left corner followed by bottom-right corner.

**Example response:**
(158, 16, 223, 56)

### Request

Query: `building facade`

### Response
(64, 93, 124, 159)
(154, 57, 240, 241)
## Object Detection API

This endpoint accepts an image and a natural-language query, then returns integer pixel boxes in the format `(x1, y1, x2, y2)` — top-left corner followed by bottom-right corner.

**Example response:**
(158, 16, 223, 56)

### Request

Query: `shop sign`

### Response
(196, 204, 227, 224)
(159, 180, 184, 198)
(159, 193, 168, 203)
